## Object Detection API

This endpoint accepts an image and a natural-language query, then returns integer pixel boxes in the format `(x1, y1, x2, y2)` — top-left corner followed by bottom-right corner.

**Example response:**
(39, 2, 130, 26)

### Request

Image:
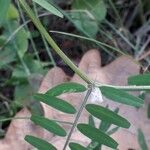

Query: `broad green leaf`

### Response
(0, 48, 16, 68)
(100, 86, 143, 107)
(15, 28, 28, 58)
(147, 103, 150, 119)
(46, 82, 86, 96)
(12, 55, 43, 83)
(3, 20, 28, 59)
(0, 0, 11, 25)
(72, 0, 107, 22)
(86, 104, 130, 128)
(12, 66, 28, 84)
(14, 84, 33, 105)
(31, 115, 66, 136)
(25, 135, 56, 150)
(69, 12, 98, 37)
(34, 93, 76, 114)
(128, 73, 150, 86)
(69, 142, 87, 150)
(138, 129, 148, 150)
(77, 124, 118, 149)
(7, 4, 19, 20)
(33, 0, 63, 18)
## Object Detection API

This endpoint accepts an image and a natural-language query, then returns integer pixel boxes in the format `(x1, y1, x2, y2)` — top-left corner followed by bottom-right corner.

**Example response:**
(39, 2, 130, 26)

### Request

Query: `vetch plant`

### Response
(17, 0, 150, 149)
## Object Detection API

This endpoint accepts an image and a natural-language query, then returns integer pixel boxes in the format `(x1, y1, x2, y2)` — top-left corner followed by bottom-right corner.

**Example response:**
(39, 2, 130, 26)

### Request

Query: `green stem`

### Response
(63, 86, 93, 150)
(96, 83, 150, 91)
(18, 0, 91, 84)
(33, 2, 56, 67)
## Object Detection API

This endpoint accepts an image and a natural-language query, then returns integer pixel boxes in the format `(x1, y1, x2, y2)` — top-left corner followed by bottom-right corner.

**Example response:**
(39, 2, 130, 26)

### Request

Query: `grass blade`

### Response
(33, 0, 63, 18)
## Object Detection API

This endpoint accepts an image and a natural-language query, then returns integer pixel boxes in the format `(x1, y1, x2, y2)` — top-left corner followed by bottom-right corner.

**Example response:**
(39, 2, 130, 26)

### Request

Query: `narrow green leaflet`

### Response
(138, 129, 148, 150)
(77, 124, 118, 149)
(69, 142, 87, 150)
(128, 73, 150, 86)
(33, 0, 63, 18)
(86, 104, 130, 128)
(25, 135, 56, 150)
(31, 115, 66, 136)
(0, 0, 11, 25)
(100, 86, 143, 107)
(46, 82, 86, 96)
(34, 93, 76, 114)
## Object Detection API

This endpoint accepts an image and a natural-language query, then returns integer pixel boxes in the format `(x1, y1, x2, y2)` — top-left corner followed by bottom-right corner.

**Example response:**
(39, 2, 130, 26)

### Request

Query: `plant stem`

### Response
(50, 30, 127, 55)
(33, 2, 56, 66)
(0, 117, 30, 122)
(63, 86, 93, 150)
(96, 83, 150, 91)
(18, 0, 91, 84)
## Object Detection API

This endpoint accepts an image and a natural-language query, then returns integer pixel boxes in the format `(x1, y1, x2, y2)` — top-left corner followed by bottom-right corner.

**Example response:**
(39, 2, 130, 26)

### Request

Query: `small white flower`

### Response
(89, 87, 103, 104)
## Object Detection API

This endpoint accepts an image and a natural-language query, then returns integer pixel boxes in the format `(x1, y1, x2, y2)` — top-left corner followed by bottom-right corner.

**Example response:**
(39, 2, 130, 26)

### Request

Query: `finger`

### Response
(38, 67, 68, 93)
(72, 49, 101, 83)
(102, 56, 140, 85)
